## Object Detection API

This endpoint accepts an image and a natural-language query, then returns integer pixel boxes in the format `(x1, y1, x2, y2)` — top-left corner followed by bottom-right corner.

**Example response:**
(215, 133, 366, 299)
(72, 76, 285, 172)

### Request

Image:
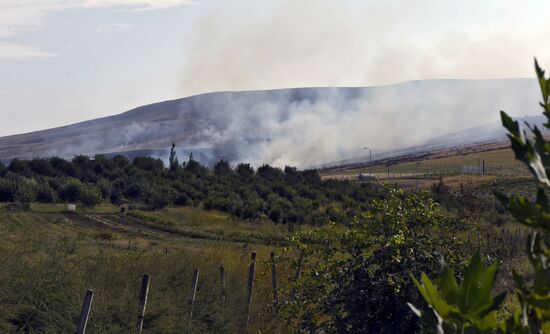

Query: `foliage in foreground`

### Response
(283, 188, 467, 333)
(411, 59, 550, 333)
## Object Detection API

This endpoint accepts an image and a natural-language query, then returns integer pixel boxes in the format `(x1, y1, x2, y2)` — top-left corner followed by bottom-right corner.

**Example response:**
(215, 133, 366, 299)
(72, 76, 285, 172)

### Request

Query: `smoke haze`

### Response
(0, 79, 541, 168)
(180, 0, 550, 95)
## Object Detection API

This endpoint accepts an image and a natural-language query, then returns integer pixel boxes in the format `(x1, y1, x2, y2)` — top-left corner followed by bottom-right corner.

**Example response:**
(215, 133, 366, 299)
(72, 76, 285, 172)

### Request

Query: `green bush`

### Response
(410, 59, 550, 333)
(0, 161, 7, 177)
(143, 186, 174, 210)
(59, 179, 83, 203)
(0, 178, 17, 202)
(36, 180, 58, 203)
(284, 188, 467, 333)
(79, 185, 102, 208)
(15, 179, 37, 210)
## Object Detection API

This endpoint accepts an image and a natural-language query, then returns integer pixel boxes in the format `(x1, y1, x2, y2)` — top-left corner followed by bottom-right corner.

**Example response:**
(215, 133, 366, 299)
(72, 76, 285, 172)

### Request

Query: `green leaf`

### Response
(528, 294, 550, 309)
(535, 58, 549, 105)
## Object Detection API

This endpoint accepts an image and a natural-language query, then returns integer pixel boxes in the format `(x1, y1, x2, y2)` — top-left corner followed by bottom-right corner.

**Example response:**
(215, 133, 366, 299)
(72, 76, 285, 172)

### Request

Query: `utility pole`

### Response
(363, 147, 372, 175)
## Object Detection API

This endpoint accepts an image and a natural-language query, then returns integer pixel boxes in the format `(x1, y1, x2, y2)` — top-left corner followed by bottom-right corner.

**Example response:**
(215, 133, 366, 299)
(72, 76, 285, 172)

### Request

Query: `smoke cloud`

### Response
(0, 79, 541, 168)
(171, 0, 550, 167)
(179, 80, 540, 168)
(180, 0, 550, 95)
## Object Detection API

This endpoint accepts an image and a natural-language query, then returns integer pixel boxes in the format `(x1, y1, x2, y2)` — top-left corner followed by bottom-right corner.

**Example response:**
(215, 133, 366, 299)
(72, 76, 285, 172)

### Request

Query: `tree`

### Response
(8, 159, 31, 177)
(112, 155, 129, 169)
(185, 152, 207, 175)
(236, 163, 254, 179)
(257, 164, 283, 181)
(144, 185, 174, 210)
(133, 157, 164, 172)
(49, 156, 77, 176)
(79, 185, 102, 208)
(0, 178, 17, 202)
(15, 179, 37, 210)
(36, 180, 58, 203)
(0, 161, 6, 177)
(284, 188, 466, 333)
(214, 159, 232, 176)
(410, 59, 550, 333)
(59, 179, 83, 203)
(169, 142, 179, 172)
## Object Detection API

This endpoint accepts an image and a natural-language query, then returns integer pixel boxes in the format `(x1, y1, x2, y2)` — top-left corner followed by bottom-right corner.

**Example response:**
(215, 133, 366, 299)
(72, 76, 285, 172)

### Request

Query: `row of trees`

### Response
(0, 147, 386, 225)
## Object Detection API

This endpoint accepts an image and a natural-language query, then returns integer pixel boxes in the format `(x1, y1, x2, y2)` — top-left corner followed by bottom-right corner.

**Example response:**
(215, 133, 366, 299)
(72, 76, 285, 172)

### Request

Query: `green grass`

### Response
(0, 203, 297, 333)
(322, 147, 530, 182)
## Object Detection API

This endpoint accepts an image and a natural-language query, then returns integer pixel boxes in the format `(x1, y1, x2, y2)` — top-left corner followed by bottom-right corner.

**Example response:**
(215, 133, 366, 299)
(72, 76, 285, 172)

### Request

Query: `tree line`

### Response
(0, 147, 386, 226)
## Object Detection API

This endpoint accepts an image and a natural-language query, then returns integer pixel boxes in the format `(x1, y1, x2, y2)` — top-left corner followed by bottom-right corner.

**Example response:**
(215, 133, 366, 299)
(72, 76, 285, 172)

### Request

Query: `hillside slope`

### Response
(0, 78, 540, 167)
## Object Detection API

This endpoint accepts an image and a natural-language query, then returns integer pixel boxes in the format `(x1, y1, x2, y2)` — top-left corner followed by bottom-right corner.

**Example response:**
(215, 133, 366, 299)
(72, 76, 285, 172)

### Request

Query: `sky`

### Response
(1, 0, 550, 137)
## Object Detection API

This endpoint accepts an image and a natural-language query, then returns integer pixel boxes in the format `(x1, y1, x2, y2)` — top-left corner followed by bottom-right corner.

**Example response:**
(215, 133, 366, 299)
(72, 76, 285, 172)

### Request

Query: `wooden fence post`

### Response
(76, 289, 94, 334)
(220, 265, 226, 304)
(294, 250, 305, 280)
(188, 269, 200, 330)
(271, 252, 279, 311)
(245, 252, 257, 330)
(292, 250, 305, 299)
(137, 274, 150, 334)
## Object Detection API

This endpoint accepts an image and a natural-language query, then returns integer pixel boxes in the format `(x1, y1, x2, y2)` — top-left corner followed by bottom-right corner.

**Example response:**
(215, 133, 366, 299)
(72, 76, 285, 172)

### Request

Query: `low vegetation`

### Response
(410, 59, 550, 333)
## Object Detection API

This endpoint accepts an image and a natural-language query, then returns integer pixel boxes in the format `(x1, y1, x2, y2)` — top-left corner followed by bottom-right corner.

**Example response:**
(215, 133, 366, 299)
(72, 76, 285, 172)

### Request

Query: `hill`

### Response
(0, 78, 540, 167)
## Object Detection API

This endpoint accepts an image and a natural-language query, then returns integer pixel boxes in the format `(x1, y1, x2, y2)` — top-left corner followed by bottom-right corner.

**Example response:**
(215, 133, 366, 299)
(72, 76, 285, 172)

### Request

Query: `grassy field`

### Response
(0, 203, 300, 333)
(321, 147, 532, 192)
(323, 148, 528, 178)
(0, 146, 537, 332)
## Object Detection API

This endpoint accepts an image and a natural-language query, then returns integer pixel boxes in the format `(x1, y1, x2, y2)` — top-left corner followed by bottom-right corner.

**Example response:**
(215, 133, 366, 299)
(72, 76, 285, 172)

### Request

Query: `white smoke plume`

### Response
(173, 0, 549, 167)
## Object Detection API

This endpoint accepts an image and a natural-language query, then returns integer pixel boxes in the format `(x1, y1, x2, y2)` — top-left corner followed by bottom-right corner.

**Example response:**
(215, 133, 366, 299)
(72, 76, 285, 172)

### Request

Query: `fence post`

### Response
(271, 252, 279, 311)
(295, 250, 305, 280)
(137, 274, 150, 334)
(188, 269, 200, 330)
(245, 252, 257, 331)
(220, 265, 226, 304)
(292, 250, 305, 299)
(76, 289, 94, 334)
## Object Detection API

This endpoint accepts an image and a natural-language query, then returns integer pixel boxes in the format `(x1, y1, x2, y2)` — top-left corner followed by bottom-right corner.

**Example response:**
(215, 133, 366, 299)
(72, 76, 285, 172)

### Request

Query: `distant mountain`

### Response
(324, 115, 549, 169)
(418, 115, 547, 149)
(0, 78, 541, 167)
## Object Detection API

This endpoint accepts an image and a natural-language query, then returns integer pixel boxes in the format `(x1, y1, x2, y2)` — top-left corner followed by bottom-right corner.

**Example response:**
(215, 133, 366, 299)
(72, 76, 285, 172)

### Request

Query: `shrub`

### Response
(15, 179, 37, 210)
(49, 156, 77, 176)
(59, 179, 83, 203)
(133, 157, 164, 172)
(284, 188, 466, 333)
(257, 164, 283, 181)
(109, 188, 123, 206)
(236, 163, 254, 179)
(411, 59, 550, 333)
(0, 178, 17, 202)
(29, 158, 54, 176)
(79, 185, 103, 208)
(8, 159, 31, 177)
(0, 161, 6, 177)
(112, 155, 129, 169)
(36, 181, 58, 203)
(214, 159, 232, 176)
(143, 186, 174, 210)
